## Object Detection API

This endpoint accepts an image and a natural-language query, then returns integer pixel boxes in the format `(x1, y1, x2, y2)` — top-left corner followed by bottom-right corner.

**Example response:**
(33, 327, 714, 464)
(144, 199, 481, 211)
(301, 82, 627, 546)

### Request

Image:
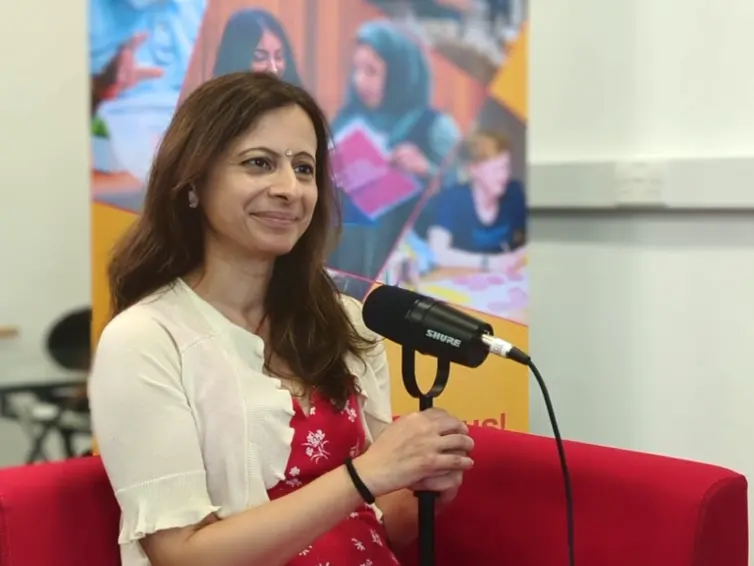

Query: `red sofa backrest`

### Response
(400, 427, 749, 566)
(0, 456, 120, 566)
(0, 427, 748, 566)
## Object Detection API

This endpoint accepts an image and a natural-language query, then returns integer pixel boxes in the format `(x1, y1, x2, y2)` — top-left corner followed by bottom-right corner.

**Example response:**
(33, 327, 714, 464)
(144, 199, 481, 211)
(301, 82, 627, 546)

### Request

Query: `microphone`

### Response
(363, 285, 575, 566)
(362, 285, 530, 367)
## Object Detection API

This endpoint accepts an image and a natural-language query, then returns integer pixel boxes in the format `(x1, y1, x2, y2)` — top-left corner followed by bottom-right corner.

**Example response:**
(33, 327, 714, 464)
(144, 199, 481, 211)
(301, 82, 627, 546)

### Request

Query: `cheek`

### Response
(202, 200, 236, 236)
(373, 72, 385, 95)
(202, 186, 249, 235)
(304, 189, 318, 218)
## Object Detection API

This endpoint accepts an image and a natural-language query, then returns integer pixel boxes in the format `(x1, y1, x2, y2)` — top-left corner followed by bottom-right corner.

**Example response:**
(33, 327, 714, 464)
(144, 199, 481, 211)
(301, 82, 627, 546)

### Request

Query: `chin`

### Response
(253, 238, 298, 259)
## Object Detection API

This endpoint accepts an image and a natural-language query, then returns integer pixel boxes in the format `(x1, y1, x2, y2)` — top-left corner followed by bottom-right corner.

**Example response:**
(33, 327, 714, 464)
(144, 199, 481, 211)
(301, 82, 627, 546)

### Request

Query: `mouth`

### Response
(250, 211, 299, 226)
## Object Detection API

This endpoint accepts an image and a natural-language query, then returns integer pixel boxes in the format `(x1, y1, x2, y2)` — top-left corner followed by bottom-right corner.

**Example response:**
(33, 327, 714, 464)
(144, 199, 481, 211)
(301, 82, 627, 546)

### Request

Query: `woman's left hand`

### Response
(410, 471, 463, 508)
(409, 445, 469, 508)
(391, 143, 431, 176)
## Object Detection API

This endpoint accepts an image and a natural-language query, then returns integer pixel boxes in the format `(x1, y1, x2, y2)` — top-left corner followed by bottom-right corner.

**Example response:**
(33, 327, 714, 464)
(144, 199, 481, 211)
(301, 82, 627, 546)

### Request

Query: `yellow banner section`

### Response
(386, 315, 529, 432)
(489, 24, 528, 122)
(91, 203, 137, 342)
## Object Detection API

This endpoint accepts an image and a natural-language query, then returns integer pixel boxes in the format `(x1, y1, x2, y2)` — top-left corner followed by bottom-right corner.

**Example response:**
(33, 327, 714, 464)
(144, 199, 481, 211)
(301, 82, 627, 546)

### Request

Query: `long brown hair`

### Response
(108, 72, 374, 406)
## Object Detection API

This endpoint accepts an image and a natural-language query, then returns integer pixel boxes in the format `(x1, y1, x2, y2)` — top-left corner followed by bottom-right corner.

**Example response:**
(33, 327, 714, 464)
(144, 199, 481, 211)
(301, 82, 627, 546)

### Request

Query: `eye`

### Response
(294, 163, 315, 176)
(243, 157, 272, 170)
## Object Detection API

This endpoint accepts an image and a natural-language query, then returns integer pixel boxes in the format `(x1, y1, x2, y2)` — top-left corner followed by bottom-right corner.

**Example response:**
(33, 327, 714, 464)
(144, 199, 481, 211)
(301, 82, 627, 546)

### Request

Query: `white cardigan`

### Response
(88, 279, 393, 566)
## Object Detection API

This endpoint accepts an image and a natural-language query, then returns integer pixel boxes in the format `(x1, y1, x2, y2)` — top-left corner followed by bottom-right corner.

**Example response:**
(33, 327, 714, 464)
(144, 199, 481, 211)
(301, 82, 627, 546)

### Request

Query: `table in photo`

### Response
(415, 266, 528, 324)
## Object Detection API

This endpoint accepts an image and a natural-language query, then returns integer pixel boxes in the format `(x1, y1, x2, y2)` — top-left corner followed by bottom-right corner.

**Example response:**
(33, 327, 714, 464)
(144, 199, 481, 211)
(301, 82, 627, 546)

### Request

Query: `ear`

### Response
(188, 189, 199, 208)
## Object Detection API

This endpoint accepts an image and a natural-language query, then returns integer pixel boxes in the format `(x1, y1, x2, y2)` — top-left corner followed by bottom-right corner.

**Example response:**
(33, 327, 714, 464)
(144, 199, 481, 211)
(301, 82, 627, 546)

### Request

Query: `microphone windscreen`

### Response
(362, 285, 422, 344)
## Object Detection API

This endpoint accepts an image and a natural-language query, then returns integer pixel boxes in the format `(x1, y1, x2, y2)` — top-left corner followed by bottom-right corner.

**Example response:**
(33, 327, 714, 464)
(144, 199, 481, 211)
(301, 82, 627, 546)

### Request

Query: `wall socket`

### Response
(614, 161, 668, 207)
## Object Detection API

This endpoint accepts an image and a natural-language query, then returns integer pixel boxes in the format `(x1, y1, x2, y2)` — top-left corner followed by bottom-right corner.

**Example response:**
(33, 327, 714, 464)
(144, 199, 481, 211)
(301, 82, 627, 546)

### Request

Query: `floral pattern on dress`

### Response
(304, 429, 330, 462)
(267, 391, 399, 565)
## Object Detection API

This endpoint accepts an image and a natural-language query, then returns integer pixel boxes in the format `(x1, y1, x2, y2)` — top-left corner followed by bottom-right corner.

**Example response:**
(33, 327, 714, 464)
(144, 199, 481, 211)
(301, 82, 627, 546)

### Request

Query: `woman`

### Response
(212, 8, 302, 85)
(328, 20, 460, 282)
(331, 19, 458, 180)
(89, 72, 474, 566)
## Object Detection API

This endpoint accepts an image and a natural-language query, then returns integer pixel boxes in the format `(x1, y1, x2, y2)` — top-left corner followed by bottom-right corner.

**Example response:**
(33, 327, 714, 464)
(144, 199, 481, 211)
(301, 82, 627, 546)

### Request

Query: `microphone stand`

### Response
(402, 346, 451, 566)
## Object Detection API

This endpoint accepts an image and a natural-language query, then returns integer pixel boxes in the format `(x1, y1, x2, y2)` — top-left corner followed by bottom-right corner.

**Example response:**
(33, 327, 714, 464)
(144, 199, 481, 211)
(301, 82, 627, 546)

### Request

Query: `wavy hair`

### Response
(108, 72, 374, 406)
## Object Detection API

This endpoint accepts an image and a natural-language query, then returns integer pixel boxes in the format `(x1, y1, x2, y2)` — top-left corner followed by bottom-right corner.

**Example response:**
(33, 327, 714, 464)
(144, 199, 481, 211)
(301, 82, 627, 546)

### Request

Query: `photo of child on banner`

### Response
(380, 96, 528, 323)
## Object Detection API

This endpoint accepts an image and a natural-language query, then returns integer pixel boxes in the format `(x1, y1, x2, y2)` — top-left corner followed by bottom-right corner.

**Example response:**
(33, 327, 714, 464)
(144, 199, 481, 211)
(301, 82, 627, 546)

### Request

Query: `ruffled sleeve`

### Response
(88, 308, 220, 545)
(340, 294, 394, 442)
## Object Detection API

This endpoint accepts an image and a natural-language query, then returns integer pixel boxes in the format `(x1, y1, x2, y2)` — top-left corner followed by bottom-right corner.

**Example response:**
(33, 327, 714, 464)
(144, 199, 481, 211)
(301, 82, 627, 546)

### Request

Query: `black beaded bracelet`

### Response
(344, 457, 376, 504)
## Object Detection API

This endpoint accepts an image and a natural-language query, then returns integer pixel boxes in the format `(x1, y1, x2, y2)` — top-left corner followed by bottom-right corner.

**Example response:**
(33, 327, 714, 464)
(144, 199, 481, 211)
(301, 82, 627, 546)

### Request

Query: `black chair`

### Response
(9, 308, 93, 463)
(46, 308, 92, 372)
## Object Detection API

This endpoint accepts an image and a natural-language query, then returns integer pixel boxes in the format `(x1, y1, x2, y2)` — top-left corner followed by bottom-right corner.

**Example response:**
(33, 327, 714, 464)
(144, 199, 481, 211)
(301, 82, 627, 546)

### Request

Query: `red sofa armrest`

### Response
(0, 456, 120, 566)
(398, 426, 748, 566)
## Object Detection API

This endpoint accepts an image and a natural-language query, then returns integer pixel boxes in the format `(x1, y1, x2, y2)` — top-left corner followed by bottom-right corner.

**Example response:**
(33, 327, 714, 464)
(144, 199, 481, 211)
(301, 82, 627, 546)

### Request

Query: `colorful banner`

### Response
(90, 0, 529, 431)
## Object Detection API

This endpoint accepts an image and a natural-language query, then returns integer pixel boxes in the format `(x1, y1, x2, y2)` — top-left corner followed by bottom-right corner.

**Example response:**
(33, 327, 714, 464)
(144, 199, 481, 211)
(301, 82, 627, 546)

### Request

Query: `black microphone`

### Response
(362, 285, 530, 367)
(363, 285, 575, 566)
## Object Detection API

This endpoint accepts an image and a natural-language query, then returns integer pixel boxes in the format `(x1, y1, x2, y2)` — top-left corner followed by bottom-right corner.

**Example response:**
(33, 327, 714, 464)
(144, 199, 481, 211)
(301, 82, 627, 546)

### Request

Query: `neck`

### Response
(471, 183, 499, 210)
(187, 240, 274, 328)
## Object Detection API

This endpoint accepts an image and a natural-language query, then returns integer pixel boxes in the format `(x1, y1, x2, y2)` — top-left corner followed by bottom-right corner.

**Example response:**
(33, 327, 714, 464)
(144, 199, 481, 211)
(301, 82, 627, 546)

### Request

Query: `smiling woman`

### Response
(212, 9, 302, 86)
(89, 72, 473, 566)
(197, 104, 319, 261)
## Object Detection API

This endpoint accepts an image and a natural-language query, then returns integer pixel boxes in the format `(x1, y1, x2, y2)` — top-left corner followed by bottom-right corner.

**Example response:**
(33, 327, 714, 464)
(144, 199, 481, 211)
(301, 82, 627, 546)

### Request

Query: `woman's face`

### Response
(352, 44, 386, 109)
(201, 105, 319, 260)
(252, 29, 286, 76)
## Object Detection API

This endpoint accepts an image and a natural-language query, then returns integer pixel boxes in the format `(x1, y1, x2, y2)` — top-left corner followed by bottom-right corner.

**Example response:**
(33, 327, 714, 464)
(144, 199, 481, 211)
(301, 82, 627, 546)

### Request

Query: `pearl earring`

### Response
(188, 190, 199, 208)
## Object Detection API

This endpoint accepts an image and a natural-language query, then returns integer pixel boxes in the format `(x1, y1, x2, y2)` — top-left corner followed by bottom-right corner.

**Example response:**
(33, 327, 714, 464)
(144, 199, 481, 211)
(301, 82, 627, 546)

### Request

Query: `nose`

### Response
(268, 162, 300, 200)
(268, 59, 280, 74)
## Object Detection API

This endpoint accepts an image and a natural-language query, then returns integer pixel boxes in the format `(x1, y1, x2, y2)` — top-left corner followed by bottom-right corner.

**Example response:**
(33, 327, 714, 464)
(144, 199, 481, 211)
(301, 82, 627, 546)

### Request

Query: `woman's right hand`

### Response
(353, 408, 474, 497)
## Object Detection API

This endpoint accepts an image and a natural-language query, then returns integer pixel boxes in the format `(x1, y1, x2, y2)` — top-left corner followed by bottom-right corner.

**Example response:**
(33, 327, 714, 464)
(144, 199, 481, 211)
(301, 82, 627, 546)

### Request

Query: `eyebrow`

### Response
(238, 146, 315, 161)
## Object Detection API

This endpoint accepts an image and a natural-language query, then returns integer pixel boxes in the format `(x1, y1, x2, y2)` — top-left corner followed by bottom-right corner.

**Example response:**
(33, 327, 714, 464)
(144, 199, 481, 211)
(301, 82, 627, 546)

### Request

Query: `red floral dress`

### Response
(267, 391, 401, 566)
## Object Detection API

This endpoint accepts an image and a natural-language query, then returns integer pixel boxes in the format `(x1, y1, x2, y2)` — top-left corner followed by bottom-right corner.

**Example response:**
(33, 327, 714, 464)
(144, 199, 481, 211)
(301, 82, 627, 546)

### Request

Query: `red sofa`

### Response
(0, 426, 747, 566)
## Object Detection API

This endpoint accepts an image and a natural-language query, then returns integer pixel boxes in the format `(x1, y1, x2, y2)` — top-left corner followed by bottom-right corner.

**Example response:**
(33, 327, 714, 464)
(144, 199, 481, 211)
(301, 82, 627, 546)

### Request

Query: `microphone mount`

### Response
(401, 346, 450, 566)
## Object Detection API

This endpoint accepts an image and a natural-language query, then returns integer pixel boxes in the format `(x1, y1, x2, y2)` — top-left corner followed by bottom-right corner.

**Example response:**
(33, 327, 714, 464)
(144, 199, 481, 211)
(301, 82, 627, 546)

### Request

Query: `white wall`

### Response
(0, 0, 90, 464)
(0, 0, 752, 557)
(529, 0, 754, 561)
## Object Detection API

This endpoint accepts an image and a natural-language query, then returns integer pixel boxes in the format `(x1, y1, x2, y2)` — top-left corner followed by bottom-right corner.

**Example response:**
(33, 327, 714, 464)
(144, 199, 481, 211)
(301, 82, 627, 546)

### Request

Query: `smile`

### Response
(251, 212, 298, 227)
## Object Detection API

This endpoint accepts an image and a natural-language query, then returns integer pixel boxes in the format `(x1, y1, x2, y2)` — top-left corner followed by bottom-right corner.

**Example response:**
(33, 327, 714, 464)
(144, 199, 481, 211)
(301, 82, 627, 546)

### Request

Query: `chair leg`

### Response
(25, 411, 63, 464)
(25, 426, 52, 464)
(60, 430, 76, 458)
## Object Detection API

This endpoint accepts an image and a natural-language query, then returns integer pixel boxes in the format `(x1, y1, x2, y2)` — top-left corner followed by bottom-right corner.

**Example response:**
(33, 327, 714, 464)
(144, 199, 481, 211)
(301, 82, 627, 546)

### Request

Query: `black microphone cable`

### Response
(505, 344, 574, 566)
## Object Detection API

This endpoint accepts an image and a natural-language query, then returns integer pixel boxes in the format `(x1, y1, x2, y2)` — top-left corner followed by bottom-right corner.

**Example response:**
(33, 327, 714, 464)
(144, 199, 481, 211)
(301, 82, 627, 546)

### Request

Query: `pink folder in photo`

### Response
(332, 127, 420, 220)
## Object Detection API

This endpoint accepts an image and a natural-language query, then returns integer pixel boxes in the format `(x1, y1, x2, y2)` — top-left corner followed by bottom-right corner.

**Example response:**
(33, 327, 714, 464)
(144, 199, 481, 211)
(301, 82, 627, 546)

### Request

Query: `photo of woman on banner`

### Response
(327, 19, 460, 283)
(90, 0, 206, 204)
(212, 8, 302, 85)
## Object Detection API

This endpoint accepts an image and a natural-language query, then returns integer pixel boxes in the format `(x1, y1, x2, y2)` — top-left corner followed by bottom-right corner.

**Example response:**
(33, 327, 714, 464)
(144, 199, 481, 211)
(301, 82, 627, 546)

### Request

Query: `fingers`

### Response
(422, 408, 468, 435)
(125, 32, 149, 50)
(425, 452, 474, 475)
(413, 471, 463, 492)
(436, 433, 474, 454)
(391, 152, 408, 169)
(134, 66, 165, 80)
